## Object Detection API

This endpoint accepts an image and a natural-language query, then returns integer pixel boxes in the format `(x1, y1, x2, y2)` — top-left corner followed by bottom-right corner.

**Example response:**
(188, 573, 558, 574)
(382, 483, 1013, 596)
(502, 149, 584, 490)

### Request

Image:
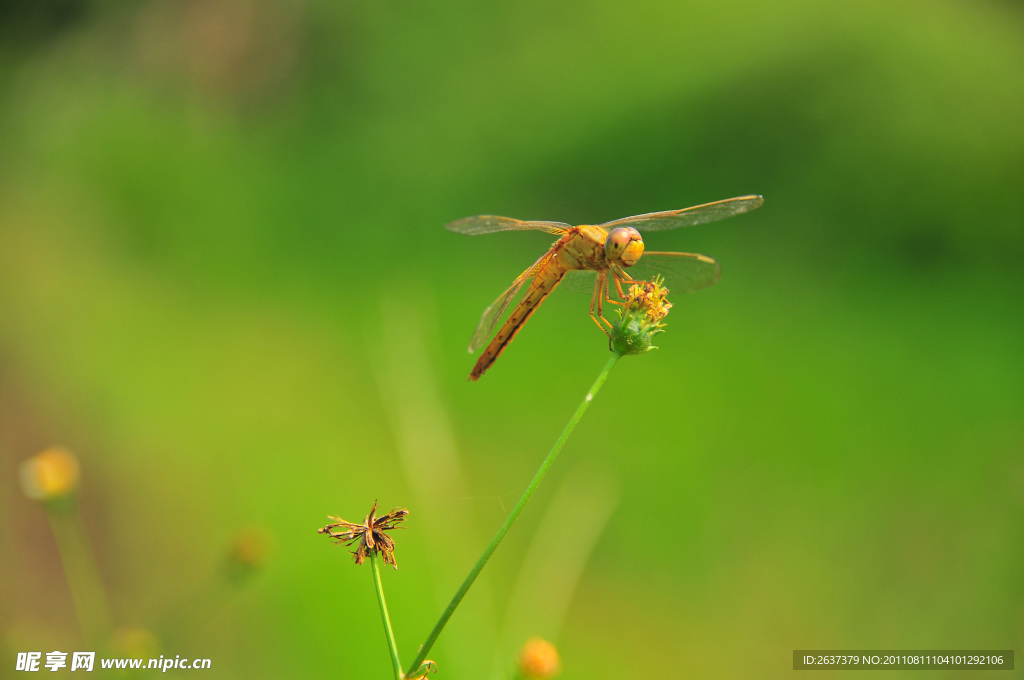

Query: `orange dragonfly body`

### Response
(448, 195, 763, 381)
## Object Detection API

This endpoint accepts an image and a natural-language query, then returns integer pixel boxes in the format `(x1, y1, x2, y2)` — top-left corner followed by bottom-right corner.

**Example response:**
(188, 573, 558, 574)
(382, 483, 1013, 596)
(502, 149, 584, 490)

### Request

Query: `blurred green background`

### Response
(2, 0, 1023, 677)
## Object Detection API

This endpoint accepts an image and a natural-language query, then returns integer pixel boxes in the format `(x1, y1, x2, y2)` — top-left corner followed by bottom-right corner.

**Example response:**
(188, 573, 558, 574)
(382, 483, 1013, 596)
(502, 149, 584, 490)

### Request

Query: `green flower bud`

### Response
(609, 276, 672, 356)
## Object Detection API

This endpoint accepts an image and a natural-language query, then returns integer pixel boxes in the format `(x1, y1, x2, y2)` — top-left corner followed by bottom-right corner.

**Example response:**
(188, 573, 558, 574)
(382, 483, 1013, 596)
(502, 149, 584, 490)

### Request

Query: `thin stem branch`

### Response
(48, 505, 113, 646)
(371, 553, 403, 680)
(406, 351, 622, 676)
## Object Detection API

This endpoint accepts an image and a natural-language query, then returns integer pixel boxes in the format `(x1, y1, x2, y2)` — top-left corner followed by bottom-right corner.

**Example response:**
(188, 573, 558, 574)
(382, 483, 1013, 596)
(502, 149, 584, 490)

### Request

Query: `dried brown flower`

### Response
(318, 500, 408, 569)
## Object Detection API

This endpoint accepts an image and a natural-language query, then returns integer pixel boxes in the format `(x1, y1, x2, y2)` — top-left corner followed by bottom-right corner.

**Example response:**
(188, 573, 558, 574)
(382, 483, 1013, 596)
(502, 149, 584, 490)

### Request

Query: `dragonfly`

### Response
(448, 194, 763, 381)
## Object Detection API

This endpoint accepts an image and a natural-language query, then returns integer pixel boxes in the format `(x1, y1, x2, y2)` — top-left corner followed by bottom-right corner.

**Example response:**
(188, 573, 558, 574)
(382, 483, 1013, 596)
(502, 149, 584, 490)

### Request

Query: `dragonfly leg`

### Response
(589, 310, 610, 335)
(603, 271, 624, 314)
(614, 264, 638, 281)
(590, 271, 614, 333)
(599, 273, 617, 329)
(606, 270, 628, 303)
(612, 266, 649, 299)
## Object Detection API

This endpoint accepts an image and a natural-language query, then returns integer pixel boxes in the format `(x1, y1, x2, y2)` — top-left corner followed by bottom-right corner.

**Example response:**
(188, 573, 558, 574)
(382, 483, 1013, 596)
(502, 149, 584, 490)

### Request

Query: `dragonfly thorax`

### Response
(605, 227, 644, 266)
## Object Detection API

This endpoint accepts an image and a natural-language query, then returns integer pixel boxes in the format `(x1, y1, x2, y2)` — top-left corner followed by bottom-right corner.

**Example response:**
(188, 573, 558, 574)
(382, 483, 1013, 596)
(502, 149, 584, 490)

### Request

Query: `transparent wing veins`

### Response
(468, 252, 552, 352)
(560, 269, 599, 295)
(599, 195, 763, 232)
(625, 251, 722, 293)
(446, 215, 571, 236)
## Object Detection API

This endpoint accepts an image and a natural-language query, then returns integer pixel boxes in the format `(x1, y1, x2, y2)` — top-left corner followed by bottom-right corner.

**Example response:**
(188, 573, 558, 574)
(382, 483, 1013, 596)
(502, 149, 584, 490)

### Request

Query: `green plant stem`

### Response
(371, 553, 403, 680)
(47, 503, 113, 647)
(406, 351, 622, 676)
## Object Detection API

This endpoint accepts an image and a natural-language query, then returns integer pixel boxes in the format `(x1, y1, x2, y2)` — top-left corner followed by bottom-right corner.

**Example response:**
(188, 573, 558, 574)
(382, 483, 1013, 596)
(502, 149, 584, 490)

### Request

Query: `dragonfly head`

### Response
(606, 227, 644, 266)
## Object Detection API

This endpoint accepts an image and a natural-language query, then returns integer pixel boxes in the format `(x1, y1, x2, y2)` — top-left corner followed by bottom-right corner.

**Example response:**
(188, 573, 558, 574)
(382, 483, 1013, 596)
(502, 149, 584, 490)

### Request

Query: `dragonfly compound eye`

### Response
(605, 228, 632, 259)
(621, 237, 644, 266)
(607, 227, 644, 265)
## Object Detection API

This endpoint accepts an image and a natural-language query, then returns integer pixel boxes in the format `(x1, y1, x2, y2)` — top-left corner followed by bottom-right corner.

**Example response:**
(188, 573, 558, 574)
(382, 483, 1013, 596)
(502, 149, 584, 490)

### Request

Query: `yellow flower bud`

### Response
(20, 447, 80, 501)
(110, 628, 160, 659)
(518, 637, 561, 679)
(225, 526, 273, 581)
(610, 276, 672, 355)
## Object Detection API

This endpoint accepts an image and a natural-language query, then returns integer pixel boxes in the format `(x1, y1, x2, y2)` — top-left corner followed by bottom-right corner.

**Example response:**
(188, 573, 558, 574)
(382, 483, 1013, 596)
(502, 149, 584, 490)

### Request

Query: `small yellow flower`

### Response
(225, 526, 272, 581)
(19, 447, 80, 501)
(517, 637, 561, 680)
(110, 628, 160, 659)
(318, 500, 408, 569)
(610, 275, 673, 355)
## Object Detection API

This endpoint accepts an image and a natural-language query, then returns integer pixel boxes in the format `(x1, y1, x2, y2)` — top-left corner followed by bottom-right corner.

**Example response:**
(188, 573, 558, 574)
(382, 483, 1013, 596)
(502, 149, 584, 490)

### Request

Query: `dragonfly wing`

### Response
(623, 251, 721, 293)
(560, 269, 598, 295)
(447, 215, 571, 236)
(468, 252, 553, 352)
(599, 195, 763, 232)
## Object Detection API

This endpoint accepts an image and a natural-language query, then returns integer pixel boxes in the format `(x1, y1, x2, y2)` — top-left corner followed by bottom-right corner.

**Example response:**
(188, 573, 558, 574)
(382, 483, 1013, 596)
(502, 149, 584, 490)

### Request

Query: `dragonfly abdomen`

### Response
(469, 265, 568, 381)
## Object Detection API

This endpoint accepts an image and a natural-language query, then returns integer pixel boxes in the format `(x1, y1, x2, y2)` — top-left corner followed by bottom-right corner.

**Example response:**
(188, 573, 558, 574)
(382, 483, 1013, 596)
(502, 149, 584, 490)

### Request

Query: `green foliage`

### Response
(1, 1, 1022, 678)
